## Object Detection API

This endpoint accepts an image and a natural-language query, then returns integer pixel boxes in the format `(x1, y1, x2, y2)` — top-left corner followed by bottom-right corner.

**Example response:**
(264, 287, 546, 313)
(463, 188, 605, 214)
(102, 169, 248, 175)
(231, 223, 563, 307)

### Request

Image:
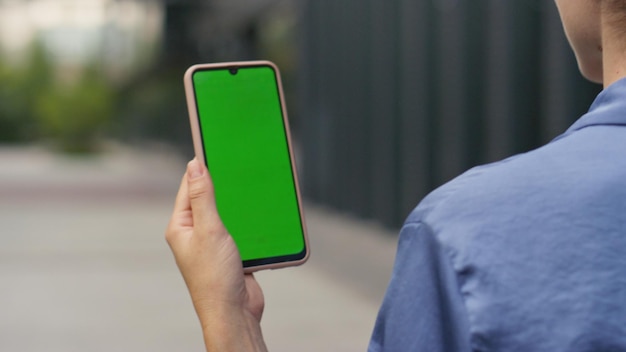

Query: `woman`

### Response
(166, 1, 626, 350)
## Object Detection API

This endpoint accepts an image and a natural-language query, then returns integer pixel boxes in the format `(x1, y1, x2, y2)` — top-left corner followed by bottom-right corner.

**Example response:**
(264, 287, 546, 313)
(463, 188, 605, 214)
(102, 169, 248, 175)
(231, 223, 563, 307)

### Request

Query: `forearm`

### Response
(198, 307, 268, 352)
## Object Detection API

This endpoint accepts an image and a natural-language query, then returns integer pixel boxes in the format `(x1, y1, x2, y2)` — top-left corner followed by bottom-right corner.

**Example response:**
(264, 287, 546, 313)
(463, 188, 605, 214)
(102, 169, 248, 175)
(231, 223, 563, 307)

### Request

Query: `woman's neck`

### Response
(601, 15, 626, 87)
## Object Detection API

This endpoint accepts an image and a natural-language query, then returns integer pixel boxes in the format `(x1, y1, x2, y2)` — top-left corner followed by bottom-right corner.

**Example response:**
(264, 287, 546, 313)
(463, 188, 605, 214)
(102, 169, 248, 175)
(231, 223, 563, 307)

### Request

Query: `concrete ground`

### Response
(0, 145, 399, 352)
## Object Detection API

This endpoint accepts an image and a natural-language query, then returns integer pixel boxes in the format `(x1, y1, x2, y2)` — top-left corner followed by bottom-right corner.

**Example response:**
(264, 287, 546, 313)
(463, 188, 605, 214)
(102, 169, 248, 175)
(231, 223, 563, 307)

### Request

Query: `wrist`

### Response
(199, 304, 267, 352)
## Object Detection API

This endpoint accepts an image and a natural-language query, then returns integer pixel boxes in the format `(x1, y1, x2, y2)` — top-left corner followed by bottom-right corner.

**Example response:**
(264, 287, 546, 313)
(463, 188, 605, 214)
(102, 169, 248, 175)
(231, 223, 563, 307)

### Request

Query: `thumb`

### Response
(186, 158, 224, 233)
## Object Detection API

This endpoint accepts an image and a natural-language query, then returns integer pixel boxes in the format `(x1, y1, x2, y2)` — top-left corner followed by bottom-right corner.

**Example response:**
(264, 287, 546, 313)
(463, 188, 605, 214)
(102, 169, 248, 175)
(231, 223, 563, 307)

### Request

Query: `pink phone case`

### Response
(183, 61, 310, 272)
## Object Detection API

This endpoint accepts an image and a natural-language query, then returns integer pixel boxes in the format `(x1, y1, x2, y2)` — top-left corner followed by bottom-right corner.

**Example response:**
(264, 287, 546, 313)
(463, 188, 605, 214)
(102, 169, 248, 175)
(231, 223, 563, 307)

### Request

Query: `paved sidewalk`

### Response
(0, 145, 398, 352)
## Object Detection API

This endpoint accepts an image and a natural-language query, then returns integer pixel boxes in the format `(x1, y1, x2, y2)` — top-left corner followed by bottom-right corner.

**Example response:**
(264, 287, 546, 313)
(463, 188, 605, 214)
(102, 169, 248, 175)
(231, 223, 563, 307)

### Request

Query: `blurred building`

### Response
(160, 0, 293, 65)
(0, 0, 162, 80)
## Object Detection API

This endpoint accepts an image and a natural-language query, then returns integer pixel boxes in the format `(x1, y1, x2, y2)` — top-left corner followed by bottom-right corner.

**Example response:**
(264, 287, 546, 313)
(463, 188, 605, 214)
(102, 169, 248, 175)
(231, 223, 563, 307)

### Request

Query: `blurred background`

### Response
(0, 0, 602, 351)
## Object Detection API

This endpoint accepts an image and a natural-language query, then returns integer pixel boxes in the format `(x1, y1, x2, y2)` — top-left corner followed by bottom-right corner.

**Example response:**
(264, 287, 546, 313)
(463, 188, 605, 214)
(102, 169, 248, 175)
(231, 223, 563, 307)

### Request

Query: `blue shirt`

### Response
(369, 78, 626, 351)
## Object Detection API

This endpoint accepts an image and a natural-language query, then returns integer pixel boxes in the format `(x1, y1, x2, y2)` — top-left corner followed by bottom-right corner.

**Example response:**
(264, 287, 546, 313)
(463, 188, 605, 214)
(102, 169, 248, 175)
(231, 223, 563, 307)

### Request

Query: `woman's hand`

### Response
(166, 158, 267, 352)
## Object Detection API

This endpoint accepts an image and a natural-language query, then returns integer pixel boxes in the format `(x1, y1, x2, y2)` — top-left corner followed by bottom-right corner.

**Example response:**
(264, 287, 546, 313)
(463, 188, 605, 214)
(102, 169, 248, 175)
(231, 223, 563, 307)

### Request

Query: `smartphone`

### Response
(183, 61, 309, 272)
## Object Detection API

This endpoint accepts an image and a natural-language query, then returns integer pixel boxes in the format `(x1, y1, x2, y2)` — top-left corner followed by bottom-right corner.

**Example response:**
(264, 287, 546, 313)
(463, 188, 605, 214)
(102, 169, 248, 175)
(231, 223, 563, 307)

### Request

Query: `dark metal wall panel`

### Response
(369, 0, 400, 225)
(397, 0, 437, 226)
(435, 2, 469, 183)
(484, 0, 516, 162)
(297, 0, 601, 228)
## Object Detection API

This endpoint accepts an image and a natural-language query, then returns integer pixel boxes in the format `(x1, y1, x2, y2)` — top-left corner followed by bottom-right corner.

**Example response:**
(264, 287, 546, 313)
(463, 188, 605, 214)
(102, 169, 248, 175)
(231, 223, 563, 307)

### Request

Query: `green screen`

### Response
(192, 65, 305, 264)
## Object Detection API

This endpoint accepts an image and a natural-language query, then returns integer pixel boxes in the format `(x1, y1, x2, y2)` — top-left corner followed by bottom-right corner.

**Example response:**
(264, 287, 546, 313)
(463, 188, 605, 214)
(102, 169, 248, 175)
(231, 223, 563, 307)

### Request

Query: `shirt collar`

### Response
(565, 77, 626, 134)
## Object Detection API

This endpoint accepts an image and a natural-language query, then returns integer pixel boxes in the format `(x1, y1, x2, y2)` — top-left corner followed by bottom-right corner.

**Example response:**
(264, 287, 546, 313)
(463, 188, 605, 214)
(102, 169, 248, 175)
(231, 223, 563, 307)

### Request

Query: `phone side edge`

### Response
(183, 65, 207, 167)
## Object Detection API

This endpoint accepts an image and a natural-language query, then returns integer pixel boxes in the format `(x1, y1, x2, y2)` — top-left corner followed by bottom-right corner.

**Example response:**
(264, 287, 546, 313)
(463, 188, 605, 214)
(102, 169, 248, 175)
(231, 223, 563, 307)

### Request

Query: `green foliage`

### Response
(34, 67, 114, 153)
(0, 43, 53, 142)
(0, 62, 20, 142)
(0, 42, 115, 153)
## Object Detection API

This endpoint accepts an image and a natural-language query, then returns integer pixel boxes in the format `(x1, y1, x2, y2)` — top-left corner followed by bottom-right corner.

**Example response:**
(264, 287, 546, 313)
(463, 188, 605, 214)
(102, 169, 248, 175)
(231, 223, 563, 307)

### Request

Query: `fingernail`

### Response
(188, 158, 203, 179)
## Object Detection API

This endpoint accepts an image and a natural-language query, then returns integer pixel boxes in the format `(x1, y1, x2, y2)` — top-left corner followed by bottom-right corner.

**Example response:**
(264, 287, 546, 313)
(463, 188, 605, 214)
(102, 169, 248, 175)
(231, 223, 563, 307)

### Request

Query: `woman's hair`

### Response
(604, 0, 626, 20)
(602, 0, 626, 37)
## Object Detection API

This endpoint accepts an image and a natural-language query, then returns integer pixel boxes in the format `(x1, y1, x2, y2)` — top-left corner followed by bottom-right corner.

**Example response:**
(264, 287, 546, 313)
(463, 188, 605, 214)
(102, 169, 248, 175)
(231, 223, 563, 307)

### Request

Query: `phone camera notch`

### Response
(229, 67, 238, 75)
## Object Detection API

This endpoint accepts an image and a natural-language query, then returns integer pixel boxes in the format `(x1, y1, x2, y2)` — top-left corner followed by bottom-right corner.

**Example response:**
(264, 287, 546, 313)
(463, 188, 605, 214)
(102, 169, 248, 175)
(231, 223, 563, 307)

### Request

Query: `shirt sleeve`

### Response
(368, 221, 471, 352)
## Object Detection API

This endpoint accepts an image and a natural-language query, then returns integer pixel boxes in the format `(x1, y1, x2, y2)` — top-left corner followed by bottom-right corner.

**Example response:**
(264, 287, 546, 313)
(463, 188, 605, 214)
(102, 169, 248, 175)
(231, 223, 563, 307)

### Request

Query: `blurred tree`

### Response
(0, 58, 21, 142)
(34, 65, 114, 153)
(0, 42, 54, 143)
(0, 41, 116, 152)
